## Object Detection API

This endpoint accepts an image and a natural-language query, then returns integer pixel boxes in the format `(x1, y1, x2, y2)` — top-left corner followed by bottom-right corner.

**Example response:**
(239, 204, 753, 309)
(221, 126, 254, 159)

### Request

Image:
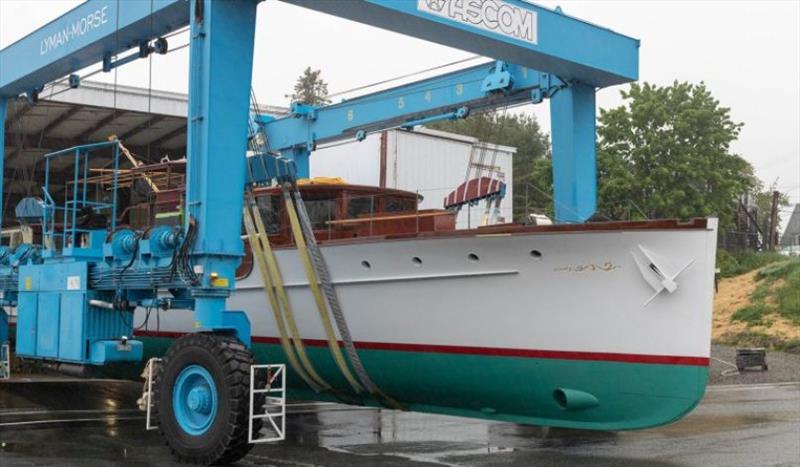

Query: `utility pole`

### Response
(768, 190, 780, 251)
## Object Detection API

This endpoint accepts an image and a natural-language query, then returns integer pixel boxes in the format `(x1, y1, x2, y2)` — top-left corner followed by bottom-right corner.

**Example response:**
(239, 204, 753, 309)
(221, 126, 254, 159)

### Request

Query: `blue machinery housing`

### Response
(0, 0, 639, 461)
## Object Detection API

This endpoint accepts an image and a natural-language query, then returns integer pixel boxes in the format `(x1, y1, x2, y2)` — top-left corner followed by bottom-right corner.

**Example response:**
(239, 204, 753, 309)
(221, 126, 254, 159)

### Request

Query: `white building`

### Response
(3, 81, 514, 229)
(313, 128, 515, 229)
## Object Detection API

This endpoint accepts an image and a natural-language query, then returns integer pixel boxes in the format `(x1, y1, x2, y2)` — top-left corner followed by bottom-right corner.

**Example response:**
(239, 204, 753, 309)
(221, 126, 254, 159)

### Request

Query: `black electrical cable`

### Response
(112, 289, 134, 330)
(181, 218, 200, 285)
(168, 216, 200, 286)
(135, 296, 156, 331)
(326, 55, 484, 99)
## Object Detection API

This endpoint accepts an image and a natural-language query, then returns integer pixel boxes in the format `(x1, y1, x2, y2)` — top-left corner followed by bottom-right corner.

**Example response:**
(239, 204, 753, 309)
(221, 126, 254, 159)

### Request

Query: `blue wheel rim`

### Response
(173, 364, 218, 436)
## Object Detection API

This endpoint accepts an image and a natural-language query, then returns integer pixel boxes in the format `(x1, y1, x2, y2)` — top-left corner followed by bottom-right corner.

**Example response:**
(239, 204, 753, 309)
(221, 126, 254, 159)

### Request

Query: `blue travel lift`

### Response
(0, 0, 638, 463)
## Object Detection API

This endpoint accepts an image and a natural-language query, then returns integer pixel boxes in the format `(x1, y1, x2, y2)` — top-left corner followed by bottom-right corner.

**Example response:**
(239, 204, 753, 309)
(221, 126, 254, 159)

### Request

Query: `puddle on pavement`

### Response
(651, 413, 788, 438)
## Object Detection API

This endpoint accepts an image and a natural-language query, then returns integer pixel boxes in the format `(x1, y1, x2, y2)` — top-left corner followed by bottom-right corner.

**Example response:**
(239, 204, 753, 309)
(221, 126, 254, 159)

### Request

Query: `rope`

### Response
(327, 55, 484, 100)
(710, 356, 741, 377)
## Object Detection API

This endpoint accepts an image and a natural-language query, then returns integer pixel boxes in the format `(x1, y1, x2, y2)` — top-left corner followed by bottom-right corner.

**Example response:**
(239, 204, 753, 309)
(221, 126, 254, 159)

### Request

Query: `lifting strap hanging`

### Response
(290, 185, 405, 410)
(282, 188, 365, 394)
(247, 195, 332, 391)
(242, 193, 328, 393)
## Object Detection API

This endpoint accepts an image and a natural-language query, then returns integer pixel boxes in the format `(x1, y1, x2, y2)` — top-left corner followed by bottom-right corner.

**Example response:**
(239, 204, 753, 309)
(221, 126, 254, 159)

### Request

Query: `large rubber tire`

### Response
(153, 333, 261, 465)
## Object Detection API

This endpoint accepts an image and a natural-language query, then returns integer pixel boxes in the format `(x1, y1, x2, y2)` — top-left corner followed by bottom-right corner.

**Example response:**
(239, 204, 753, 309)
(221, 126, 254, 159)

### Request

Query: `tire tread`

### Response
(153, 333, 263, 465)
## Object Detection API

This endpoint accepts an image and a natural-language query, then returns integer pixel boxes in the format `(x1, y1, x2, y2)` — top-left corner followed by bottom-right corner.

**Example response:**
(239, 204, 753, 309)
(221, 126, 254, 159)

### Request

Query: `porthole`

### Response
(361, 260, 371, 270)
(412, 256, 423, 267)
(530, 250, 542, 259)
(468, 253, 480, 263)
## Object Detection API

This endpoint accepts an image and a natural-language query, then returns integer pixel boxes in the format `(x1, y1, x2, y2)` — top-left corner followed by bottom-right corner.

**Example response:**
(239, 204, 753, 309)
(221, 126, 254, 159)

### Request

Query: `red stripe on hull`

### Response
(135, 330, 709, 366)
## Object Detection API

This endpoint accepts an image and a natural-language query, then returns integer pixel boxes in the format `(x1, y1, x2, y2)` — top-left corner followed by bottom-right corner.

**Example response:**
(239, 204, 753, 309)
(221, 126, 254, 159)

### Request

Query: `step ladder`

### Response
(249, 364, 286, 443)
(465, 145, 506, 227)
(142, 357, 162, 430)
(0, 343, 10, 380)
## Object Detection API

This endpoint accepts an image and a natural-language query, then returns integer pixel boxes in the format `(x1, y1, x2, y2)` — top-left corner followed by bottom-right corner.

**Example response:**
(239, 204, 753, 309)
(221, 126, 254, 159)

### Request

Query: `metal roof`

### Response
(2, 80, 286, 224)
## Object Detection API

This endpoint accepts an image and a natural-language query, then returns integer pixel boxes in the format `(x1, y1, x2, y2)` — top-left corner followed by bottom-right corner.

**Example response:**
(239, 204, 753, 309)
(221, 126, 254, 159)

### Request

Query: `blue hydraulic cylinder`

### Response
(185, 0, 258, 336)
(550, 83, 597, 223)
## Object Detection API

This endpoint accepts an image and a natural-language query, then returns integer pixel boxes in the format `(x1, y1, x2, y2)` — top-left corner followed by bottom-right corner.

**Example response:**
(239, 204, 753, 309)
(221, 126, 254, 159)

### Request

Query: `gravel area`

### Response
(708, 343, 800, 385)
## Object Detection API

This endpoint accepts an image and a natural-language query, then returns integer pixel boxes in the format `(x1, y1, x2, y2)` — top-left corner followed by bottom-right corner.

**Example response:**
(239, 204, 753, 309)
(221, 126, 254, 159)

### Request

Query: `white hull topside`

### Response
(136, 219, 718, 361)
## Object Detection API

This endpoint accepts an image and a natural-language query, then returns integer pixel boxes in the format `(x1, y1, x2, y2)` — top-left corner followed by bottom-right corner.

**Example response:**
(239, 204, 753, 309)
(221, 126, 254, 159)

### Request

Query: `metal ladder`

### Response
(142, 357, 162, 430)
(248, 364, 286, 443)
(465, 145, 506, 227)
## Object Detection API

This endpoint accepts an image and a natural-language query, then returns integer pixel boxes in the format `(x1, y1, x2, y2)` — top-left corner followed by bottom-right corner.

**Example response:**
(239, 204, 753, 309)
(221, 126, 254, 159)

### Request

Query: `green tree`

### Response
(429, 111, 550, 221)
(288, 67, 331, 106)
(594, 81, 757, 228)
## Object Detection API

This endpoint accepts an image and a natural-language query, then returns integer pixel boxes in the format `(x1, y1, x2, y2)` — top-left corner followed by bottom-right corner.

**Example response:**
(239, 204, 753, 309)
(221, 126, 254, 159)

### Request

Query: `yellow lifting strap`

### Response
(246, 198, 332, 391)
(283, 191, 365, 394)
(242, 195, 329, 392)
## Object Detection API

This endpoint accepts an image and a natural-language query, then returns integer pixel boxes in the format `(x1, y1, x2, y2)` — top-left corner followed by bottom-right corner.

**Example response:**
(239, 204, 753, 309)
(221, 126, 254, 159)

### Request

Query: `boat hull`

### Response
(136, 218, 718, 430)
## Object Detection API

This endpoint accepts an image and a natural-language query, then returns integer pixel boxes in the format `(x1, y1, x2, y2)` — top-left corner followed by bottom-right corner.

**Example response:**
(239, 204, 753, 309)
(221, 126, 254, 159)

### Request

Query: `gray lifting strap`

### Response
(290, 185, 404, 409)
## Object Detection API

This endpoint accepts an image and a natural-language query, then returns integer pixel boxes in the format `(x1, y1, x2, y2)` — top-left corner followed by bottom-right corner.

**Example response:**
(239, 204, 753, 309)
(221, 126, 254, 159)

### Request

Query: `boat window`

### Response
(347, 196, 373, 218)
(302, 198, 337, 230)
(256, 195, 281, 234)
(384, 197, 415, 213)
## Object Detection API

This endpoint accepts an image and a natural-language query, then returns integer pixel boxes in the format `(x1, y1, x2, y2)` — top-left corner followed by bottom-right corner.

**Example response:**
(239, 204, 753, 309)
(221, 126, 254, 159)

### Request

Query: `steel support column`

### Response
(185, 0, 258, 333)
(549, 83, 597, 223)
(0, 97, 6, 231)
(290, 148, 311, 179)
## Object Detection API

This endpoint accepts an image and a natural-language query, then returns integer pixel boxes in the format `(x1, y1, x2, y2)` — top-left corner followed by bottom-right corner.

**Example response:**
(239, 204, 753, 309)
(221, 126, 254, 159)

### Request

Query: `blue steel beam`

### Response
(261, 61, 562, 160)
(281, 0, 639, 87)
(0, 98, 6, 229)
(260, 59, 596, 223)
(0, 0, 188, 98)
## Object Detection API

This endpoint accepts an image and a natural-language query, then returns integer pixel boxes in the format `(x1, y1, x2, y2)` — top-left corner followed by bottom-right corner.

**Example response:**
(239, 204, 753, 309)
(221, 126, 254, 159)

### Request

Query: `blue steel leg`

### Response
(549, 83, 597, 223)
(290, 147, 311, 179)
(0, 308, 7, 345)
(185, 0, 257, 341)
(0, 97, 6, 231)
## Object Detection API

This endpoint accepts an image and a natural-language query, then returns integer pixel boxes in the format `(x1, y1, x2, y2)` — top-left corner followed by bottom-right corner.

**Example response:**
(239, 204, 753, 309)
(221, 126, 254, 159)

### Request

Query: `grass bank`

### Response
(713, 253, 800, 353)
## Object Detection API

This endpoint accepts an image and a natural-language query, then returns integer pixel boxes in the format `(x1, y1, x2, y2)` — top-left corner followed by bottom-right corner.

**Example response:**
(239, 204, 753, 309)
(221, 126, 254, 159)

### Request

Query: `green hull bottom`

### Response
(139, 336, 708, 431)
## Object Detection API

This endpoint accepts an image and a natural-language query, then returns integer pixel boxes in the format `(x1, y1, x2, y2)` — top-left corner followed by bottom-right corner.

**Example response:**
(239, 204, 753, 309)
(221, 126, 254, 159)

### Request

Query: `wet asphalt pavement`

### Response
(0, 378, 798, 467)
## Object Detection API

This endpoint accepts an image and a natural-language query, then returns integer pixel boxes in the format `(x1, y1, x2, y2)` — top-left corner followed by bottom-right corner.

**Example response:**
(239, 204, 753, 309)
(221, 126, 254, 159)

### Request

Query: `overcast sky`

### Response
(2, 0, 799, 221)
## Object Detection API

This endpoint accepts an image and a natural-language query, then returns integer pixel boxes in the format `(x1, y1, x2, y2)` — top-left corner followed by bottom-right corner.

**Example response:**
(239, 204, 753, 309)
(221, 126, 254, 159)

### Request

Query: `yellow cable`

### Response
(247, 199, 331, 391)
(242, 201, 326, 392)
(283, 191, 364, 393)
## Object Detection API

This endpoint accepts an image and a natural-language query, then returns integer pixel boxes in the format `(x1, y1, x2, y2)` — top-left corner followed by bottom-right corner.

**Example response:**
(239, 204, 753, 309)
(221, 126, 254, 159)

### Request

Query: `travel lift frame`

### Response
(0, 0, 638, 464)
